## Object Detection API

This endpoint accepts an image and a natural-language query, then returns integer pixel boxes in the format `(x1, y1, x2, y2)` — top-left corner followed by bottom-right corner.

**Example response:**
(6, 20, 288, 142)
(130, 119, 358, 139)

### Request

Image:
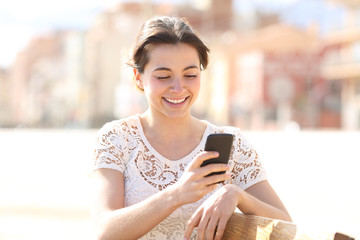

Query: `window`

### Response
(353, 41, 360, 62)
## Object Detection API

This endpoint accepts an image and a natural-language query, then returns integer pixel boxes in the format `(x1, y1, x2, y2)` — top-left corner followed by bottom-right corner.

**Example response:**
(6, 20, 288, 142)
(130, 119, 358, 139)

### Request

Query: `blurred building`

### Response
(83, 3, 150, 128)
(9, 31, 86, 128)
(209, 23, 328, 130)
(321, 2, 360, 130)
(6, 0, 241, 128)
(4, 0, 356, 130)
(0, 68, 11, 126)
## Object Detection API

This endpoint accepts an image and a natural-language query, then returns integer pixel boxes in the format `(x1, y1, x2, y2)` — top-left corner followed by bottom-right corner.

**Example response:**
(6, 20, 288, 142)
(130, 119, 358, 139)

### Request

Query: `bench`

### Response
(222, 212, 355, 240)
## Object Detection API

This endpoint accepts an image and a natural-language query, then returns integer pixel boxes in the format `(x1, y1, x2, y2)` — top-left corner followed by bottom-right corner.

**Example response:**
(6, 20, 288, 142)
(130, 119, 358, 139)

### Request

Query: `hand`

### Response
(168, 151, 230, 207)
(184, 184, 242, 240)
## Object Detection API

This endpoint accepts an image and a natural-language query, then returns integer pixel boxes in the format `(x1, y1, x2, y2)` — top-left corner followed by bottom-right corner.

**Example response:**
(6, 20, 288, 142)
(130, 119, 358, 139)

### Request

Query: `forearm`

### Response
(238, 192, 291, 221)
(96, 187, 180, 240)
(234, 185, 292, 222)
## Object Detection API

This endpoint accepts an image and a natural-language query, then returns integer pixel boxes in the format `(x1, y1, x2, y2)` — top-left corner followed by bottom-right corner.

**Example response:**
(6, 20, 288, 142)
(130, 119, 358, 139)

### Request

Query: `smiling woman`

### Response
(91, 16, 291, 240)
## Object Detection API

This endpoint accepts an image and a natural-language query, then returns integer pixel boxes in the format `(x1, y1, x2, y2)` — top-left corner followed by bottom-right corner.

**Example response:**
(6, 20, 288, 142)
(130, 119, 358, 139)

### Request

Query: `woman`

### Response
(92, 16, 291, 240)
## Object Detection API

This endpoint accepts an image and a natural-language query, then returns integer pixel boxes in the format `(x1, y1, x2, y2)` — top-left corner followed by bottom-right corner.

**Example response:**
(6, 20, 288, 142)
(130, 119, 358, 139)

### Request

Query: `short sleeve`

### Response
(92, 121, 129, 173)
(227, 129, 267, 190)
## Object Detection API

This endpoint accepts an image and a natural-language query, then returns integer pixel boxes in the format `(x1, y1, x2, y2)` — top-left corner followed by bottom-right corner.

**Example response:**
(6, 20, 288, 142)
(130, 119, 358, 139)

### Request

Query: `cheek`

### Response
(148, 81, 163, 94)
(143, 80, 163, 98)
(191, 79, 201, 93)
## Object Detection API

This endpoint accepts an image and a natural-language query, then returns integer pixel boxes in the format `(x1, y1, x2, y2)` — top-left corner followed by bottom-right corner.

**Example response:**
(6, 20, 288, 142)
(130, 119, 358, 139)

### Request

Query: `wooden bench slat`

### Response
(222, 212, 355, 240)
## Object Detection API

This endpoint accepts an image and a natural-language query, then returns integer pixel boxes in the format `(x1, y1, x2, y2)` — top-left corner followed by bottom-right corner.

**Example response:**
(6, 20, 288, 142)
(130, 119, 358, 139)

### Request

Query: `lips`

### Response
(163, 97, 188, 104)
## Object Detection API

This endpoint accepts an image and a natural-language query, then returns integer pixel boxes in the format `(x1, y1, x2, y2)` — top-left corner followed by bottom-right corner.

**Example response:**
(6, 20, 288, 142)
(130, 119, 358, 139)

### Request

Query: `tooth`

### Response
(166, 98, 185, 104)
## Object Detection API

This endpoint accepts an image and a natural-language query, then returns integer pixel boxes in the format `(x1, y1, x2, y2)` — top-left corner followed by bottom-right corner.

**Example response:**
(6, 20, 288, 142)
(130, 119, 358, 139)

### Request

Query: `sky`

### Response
(0, 0, 344, 68)
(0, 0, 120, 67)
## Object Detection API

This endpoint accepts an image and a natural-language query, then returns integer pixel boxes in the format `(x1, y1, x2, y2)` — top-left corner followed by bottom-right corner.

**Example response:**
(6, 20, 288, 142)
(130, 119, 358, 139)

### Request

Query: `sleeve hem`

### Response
(90, 164, 125, 176)
(242, 177, 268, 191)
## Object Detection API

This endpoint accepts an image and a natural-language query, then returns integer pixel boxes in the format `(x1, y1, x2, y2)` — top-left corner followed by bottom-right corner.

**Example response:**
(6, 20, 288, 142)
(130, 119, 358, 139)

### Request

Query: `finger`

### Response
(187, 151, 219, 170)
(199, 163, 229, 178)
(200, 172, 231, 186)
(214, 215, 230, 240)
(205, 214, 220, 240)
(184, 210, 202, 240)
(196, 213, 210, 240)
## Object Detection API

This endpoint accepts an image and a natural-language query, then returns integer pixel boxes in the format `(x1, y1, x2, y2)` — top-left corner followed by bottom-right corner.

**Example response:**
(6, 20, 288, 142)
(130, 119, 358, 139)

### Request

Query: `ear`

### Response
(133, 68, 144, 91)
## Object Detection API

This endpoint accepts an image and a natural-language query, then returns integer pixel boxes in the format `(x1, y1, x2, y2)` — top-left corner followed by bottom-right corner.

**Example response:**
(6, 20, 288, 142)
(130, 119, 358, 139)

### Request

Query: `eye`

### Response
(184, 75, 197, 79)
(156, 76, 170, 80)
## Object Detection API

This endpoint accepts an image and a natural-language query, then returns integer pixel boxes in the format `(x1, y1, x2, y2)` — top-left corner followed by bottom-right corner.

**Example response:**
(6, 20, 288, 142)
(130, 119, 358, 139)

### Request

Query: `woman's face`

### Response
(136, 43, 201, 120)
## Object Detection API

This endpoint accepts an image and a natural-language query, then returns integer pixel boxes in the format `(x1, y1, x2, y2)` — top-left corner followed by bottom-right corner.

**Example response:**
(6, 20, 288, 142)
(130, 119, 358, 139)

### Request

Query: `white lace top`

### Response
(93, 115, 267, 240)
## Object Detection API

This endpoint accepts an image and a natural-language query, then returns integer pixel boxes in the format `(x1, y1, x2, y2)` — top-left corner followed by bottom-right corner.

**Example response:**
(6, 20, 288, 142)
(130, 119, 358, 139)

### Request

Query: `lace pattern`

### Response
(93, 115, 267, 239)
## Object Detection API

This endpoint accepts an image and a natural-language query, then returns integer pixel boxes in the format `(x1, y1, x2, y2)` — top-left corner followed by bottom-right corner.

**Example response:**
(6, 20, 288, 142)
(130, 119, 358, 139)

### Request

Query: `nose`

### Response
(170, 77, 185, 94)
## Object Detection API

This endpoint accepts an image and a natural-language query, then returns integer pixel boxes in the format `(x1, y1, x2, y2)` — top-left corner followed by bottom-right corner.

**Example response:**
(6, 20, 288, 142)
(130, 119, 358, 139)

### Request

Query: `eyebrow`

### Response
(153, 67, 171, 72)
(184, 65, 199, 71)
(153, 65, 199, 72)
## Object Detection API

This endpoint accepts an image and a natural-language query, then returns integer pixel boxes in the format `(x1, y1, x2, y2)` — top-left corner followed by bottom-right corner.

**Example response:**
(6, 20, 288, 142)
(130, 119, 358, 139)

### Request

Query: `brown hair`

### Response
(129, 16, 210, 74)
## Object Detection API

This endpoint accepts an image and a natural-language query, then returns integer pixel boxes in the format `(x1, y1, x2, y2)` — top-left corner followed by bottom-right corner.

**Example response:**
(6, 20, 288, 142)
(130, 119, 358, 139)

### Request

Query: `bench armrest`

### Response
(222, 212, 354, 240)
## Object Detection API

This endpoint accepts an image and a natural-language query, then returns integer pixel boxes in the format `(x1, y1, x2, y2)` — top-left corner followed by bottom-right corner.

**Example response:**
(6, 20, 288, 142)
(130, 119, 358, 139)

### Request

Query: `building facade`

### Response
(212, 24, 332, 130)
(320, 4, 360, 130)
(0, 68, 11, 126)
(9, 31, 86, 128)
(4, 0, 357, 130)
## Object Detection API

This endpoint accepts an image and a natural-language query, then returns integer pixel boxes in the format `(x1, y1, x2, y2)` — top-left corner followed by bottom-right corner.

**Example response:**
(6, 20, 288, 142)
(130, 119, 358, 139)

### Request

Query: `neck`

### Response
(140, 110, 199, 141)
(139, 109, 207, 160)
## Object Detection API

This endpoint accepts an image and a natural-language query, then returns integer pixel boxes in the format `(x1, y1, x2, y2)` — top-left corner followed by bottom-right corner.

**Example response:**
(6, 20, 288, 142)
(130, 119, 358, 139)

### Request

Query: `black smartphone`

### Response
(201, 133, 234, 176)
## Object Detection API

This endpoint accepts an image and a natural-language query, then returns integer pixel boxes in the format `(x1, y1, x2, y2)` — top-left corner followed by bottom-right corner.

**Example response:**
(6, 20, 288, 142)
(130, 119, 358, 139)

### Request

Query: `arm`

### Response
(184, 181, 291, 240)
(239, 180, 291, 221)
(92, 169, 179, 240)
(92, 151, 231, 240)
(185, 131, 291, 240)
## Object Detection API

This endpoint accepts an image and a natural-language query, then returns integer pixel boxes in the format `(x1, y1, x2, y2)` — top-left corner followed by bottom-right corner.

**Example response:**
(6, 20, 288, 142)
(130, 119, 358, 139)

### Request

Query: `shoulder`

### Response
(93, 116, 141, 173)
(206, 122, 253, 150)
(97, 115, 140, 138)
(207, 122, 243, 138)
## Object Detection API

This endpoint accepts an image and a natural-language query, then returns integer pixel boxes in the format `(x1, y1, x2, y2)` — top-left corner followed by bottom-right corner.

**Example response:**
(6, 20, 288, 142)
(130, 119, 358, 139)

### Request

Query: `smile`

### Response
(163, 97, 187, 104)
